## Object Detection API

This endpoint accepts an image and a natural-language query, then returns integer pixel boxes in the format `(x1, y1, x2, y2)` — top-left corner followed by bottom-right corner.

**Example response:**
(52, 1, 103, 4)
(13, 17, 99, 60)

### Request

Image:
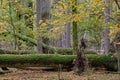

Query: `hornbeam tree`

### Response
(36, 0, 43, 53)
(72, 0, 78, 55)
(103, 0, 110, 53)
(36, 0, 51, 53)
(65, 6, 71, 48)
(72, 0, 85, 75)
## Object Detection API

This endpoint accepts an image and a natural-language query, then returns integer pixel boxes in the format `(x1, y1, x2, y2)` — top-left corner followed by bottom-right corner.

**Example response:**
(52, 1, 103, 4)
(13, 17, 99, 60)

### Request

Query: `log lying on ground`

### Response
(0, 54, 117, 71)
(0, 32, 96, 54)
(0, 54, 75, 68)
(15, 33, 73, 54)
(0, 32, 73, 54)
(15, 34, 96, 54)
(0, 48, 96, 55)
(0, 48, 37, 54)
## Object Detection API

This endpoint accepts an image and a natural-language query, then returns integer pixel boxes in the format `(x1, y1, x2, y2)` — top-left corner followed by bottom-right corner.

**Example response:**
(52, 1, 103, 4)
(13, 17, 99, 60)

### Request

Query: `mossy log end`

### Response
(0, 54, 117, 71)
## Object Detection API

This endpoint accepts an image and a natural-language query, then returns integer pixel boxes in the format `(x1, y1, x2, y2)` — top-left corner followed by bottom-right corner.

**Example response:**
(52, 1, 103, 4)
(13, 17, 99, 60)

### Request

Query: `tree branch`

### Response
(115, 0, 120, 9)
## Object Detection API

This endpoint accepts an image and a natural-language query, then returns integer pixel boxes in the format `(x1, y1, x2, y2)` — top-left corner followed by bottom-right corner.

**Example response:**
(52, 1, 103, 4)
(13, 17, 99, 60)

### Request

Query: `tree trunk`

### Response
(65, 8, 71, 48)
(103, 28, 110, 53)
(74, 51, 86, 75)
(36, 0, 51, 53)
(103, 0, 110, 53)
(62, 33, 66, 48)
(72, 22, 78, 54)
(72, 0, 85, 75)
(65, 21, 71, 48)
(104, 0, 110, 22)
(36, 0, 42, 53)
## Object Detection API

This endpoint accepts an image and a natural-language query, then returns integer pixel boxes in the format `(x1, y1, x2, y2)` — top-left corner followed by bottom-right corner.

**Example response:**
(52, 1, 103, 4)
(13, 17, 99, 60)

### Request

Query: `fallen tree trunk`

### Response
(0, 54, 75, 68)
(0, 54, 117, 71)
(15, 34, 73, 54)
(0, 48, 96, 55)
(0, 48, 37, 54)
(0, 32, 73, 54)
(15, 34, 96, 54)
(0, 33, 96, 54)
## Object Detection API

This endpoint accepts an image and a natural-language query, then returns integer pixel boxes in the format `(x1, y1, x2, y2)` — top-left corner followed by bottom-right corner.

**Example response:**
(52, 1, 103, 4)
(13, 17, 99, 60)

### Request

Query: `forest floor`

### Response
(0, 68, 120, 80)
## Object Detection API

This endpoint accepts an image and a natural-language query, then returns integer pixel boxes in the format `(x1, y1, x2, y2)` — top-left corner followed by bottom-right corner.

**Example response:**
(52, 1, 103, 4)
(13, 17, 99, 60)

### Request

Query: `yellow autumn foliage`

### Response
(109, 24, 120, 39)
(0, 22, 8, 32)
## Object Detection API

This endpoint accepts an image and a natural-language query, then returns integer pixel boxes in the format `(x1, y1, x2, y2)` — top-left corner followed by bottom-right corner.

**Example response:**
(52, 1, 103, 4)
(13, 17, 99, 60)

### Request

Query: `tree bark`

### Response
(72, 0, 78, 54)
(65, 8, 71, 48)
(104, 0, 110, 22)
(72, 22, 78, 54)
(36, 0, 42, 53)
(103, 28, 110, 53)
(103, 0, 110, 53)
(74, 51, 86, 75)
(65, 20, 71, 48)
(72, 0, 85, 75)
(62, 33, 66, 48)
(36, 0, 51, 53)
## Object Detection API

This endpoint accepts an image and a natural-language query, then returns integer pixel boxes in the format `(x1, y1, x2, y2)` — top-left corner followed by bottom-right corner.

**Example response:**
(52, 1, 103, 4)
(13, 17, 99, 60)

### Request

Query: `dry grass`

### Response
(0, 68, 120, 80)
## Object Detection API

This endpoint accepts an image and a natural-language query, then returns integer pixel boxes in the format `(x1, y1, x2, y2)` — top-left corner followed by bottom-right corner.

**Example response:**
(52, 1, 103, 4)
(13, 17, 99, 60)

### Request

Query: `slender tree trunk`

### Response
(104, 0, 110, 22)
(62, 33, 66, 48)
(72, 0, 85, 75)
(62, 19, 71, 48)
(72, 0, 78, 54)
(36, 0, 51, 53)
(65, 20, 71, 48)
(103, 0, 110, 53)
(65, 7, 71, 48)
(103, 28, 110, 53)
(72, 22, 78, 54)
(36, 0, 42, 53)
